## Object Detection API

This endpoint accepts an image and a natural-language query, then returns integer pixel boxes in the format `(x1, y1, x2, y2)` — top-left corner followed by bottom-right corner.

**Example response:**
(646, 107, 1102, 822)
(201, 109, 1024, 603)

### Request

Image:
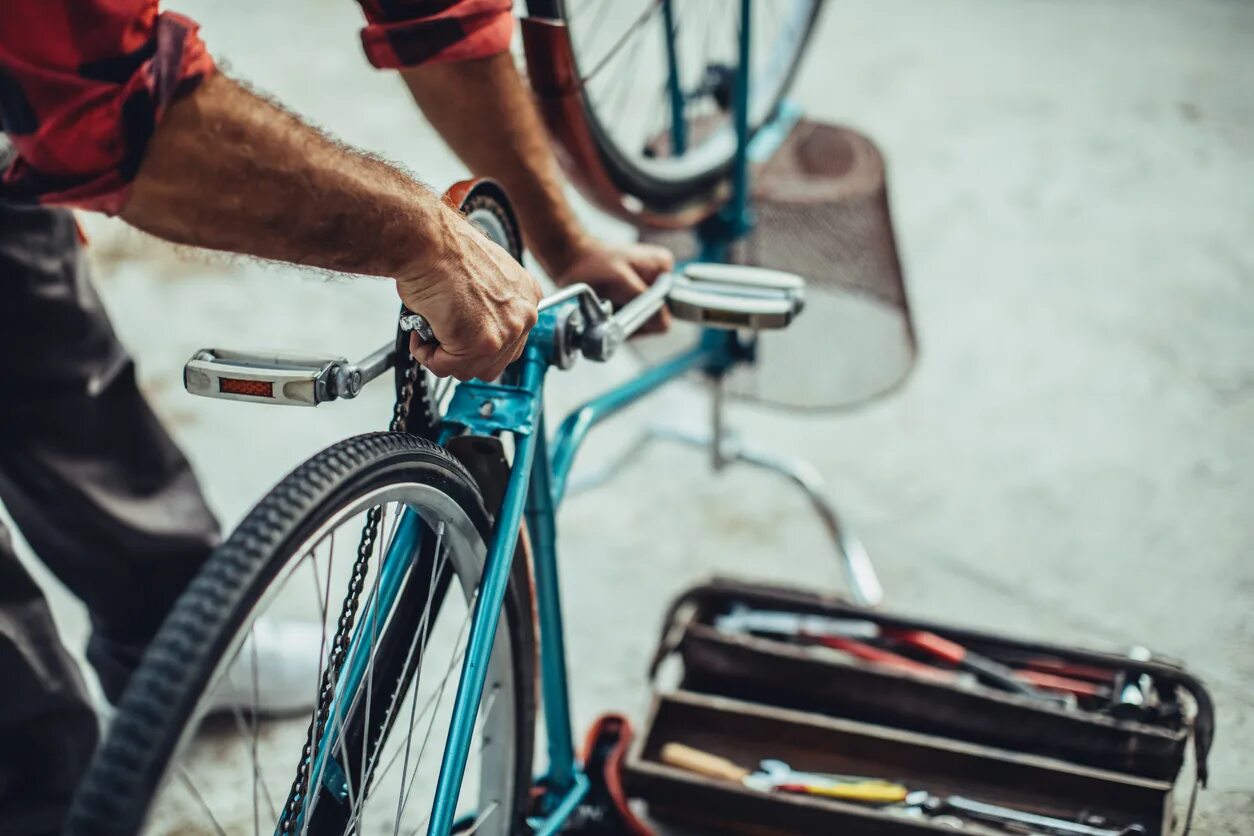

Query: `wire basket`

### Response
(637, 120, 916, 412)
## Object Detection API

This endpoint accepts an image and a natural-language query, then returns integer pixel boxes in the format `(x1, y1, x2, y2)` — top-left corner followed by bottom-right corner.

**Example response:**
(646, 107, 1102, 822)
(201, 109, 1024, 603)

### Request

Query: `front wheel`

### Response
(525, 0, 824, 212)
(67, 433, 536, 836)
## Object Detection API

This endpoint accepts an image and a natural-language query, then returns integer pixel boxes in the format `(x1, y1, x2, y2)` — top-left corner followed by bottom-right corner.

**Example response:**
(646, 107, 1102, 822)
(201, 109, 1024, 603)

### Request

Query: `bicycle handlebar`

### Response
(184, 262, 806, 408)
(399, 273, 676, 364)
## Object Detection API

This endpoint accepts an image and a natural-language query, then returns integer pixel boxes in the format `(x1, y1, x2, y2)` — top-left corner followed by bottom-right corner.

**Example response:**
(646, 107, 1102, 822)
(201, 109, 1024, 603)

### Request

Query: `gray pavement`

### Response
(6, 0, 1251, 831)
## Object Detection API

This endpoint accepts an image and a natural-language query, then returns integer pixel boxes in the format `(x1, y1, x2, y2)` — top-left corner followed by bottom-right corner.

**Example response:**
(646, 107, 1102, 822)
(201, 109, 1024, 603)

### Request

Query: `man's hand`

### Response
(551, 239, 674, 334)
(398, 208, 542, 381)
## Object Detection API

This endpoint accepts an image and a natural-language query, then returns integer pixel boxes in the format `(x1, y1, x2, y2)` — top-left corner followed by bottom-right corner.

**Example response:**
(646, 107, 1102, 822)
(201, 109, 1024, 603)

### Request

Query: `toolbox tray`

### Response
(626, 690, 1173, 835)
(649, 578, 1212, 784)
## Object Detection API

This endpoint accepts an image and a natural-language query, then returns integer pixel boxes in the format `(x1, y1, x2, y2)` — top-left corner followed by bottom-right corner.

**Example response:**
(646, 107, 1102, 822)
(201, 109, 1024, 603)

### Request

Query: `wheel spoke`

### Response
(250, 626, 269, 835)
(357, 502, 389, 832)
(392, 523, 447, 834)
(296, 531, 352, 831)
(302, 511, 388, 835)
(393, 592, 478, 829)
(578, 0, 618, 66)
(215, 633, 280, 832)
(581, 0, 662, 86)
(176, 766, 230, 836)
(600, 18, 651, 139)
(344, 571, 472, 835)
(459, 801, 500, 836)
(343, 519, 456, 825)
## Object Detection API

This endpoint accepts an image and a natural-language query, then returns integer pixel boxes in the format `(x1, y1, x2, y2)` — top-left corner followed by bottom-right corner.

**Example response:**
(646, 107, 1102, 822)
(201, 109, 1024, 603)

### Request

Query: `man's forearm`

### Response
(122, 71, 452, 280)
(401, 53, 587, 276)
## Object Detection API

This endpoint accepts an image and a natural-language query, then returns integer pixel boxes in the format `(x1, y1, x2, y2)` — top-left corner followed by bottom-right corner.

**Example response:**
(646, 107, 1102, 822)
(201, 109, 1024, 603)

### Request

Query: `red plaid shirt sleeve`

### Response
(0, 1, 214, 213)
(356, 0, 514, 69)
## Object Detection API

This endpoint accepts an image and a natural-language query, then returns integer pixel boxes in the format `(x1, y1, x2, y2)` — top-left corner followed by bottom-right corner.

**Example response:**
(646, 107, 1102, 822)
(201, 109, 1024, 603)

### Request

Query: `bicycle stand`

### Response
(566, 375, 884, 607)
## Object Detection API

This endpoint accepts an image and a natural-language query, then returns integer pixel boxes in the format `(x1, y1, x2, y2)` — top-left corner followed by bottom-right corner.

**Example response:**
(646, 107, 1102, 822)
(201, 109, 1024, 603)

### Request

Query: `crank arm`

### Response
(184, 343, 395, 406)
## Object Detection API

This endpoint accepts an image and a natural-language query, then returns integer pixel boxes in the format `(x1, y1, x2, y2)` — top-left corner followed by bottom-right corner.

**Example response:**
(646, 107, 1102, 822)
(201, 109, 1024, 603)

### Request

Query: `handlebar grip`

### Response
(610, 271, 676, 338)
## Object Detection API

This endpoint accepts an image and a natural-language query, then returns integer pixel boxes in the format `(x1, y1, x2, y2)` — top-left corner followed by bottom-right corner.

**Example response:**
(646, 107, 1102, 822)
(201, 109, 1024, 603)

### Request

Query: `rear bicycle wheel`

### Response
(68, 433, 535, 836)
(525, 0, 824, 211)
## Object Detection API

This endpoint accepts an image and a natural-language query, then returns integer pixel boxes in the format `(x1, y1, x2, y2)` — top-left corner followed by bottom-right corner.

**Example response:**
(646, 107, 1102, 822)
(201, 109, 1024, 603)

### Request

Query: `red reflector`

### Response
(219, 378, 274, 398)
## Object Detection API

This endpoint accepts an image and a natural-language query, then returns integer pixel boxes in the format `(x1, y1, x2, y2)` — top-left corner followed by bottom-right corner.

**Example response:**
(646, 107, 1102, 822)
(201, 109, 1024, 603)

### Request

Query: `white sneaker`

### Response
(209, 618, 326, 716)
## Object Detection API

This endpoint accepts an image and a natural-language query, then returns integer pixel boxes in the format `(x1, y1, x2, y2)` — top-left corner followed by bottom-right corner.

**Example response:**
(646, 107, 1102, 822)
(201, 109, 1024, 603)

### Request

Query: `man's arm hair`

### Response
(122, 71, 452, 281)
(401, 52, 588, 277)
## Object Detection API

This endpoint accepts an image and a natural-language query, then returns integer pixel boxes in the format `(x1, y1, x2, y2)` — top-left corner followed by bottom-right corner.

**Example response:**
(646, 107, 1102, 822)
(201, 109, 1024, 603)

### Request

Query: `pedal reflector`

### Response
(219, 378, 275, 398)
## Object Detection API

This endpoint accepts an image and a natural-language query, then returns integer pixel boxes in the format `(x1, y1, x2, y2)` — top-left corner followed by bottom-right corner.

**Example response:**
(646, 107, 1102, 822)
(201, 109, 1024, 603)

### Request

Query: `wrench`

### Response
(758, 759, 894, 788)
(910, 792, 1147, 836)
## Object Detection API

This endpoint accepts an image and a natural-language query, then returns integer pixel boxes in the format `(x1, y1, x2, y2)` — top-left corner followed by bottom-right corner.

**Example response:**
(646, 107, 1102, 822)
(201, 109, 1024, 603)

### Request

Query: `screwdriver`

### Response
(660, 744, 909, 804)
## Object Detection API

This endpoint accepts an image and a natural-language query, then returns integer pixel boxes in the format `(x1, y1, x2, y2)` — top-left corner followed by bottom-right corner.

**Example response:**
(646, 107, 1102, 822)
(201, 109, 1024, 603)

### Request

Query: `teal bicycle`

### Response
(67, 2, 898, 834)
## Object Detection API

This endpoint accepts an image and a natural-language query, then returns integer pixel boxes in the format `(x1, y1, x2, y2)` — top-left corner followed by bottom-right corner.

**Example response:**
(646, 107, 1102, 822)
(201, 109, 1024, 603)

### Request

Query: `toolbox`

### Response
(624, 577, 1214, 835)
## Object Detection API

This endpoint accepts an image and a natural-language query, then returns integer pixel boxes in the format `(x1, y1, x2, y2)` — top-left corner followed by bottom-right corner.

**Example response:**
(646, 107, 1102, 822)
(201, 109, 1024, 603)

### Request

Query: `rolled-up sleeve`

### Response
(357, 0, 514, 69)
(0, 1, 214, 214)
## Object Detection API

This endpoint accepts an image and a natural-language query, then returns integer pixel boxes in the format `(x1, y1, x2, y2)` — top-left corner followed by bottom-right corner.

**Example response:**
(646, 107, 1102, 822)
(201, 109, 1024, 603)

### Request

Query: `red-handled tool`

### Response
(882, 630, 1041, 698)
(1014, 669, 1109, 699)
(716, 606, 1060, 704)
(811, 635, 963, 684)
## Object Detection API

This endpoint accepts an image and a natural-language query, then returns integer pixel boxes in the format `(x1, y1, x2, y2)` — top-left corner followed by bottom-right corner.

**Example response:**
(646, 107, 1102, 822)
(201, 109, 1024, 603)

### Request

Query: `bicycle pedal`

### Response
(668, 263, 805, 331)
(184, 348, 348, 406)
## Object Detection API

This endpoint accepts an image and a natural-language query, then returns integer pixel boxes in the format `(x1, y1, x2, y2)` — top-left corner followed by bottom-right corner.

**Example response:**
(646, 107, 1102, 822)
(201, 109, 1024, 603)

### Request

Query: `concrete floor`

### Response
(8, 0, 1251, 831)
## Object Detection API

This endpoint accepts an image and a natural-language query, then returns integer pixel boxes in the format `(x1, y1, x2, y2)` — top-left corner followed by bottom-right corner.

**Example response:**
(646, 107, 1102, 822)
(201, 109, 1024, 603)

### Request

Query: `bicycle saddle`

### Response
(667, 263, 805, 331)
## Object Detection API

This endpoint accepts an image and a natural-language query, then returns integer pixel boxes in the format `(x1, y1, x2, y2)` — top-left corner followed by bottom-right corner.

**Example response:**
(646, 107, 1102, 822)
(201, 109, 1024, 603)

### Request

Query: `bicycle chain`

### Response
(280, 354, 419, 831)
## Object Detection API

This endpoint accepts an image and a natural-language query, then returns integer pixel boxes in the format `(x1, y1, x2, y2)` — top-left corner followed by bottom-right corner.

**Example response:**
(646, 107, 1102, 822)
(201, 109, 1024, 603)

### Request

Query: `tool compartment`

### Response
(654, 578, 1202, 782)
(680, 626, 1187, 780)
(624, 577, 1212, 835)
(627, 691, 1171, 836)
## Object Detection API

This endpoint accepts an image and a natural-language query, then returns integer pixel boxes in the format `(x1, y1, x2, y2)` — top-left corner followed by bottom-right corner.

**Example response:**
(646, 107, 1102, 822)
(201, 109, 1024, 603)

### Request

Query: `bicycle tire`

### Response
(525, 0, 825, 212)
(67, 432, 536, 836)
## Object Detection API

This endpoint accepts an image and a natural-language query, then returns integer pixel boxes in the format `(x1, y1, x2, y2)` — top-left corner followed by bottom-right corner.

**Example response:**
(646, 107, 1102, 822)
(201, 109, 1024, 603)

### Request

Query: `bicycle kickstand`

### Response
(568, 376, 884, 607)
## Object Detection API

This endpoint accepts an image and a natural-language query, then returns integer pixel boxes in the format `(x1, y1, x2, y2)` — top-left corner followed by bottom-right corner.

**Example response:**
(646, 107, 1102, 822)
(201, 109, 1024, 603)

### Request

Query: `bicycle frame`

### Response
(305, 2, 806, 832)
(430, 328, 741, 835)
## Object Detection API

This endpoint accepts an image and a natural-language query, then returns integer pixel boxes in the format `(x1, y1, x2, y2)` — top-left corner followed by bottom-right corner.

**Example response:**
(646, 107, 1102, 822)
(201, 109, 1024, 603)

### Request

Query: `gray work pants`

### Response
(0, 202, 218, 835)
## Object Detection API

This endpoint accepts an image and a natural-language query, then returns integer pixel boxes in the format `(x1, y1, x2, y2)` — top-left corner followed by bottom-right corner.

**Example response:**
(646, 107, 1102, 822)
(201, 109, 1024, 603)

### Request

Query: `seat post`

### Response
(710, 373, 730, 472)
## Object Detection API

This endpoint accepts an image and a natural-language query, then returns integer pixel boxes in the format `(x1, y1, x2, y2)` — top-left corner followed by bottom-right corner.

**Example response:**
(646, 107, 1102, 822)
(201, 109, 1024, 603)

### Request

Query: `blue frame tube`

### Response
(549, 343, 715, 506)
(730, 0, 754, 219)
(424, 347, 547, 835)
(525, 411, 578, 796)
(661, 0, 687, 156)
(531, 772, 591, 836)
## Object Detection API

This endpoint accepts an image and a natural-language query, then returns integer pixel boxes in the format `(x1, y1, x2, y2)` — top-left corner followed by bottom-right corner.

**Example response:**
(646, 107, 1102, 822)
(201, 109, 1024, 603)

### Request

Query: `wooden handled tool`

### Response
(660, 743, 750, 782)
